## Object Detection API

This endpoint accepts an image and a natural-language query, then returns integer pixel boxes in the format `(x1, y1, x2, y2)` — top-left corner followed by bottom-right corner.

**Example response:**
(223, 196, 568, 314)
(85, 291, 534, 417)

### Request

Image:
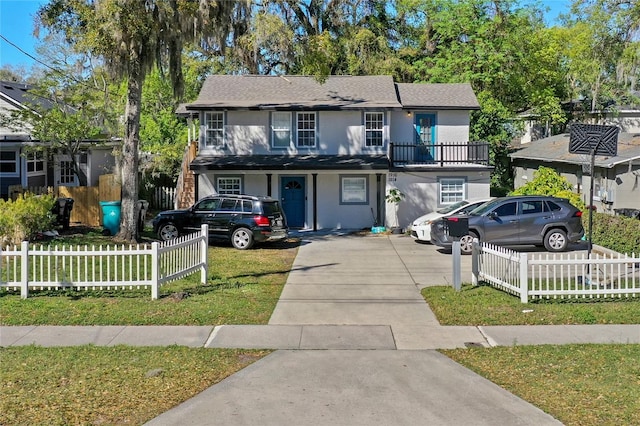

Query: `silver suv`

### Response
(430, 196, 585, 254)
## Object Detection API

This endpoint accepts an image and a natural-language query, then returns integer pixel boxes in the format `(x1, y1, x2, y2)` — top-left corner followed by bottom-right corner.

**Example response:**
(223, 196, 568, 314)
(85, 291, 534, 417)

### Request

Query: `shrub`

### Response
(0, 193, 56, 246)
(584, 212, 640, 255)
(511, 166, 585, 210)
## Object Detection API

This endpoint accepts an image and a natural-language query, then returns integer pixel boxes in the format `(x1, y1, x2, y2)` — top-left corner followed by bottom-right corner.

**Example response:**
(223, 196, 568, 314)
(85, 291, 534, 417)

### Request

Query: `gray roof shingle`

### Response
(510, 132, 640, 168)
(395, 83, 480, 109)
(184, 75, 478, 111)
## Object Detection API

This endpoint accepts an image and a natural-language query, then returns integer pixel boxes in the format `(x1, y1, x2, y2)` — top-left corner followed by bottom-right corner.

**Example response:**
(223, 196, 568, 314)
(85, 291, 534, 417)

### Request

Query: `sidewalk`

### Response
(2, 232, 638, 425)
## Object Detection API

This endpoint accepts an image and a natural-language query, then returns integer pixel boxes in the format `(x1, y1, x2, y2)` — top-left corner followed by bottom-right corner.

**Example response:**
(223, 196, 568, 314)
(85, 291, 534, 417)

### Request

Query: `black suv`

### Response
(430, 195, 584, 254)
(152, 194, 288, 249)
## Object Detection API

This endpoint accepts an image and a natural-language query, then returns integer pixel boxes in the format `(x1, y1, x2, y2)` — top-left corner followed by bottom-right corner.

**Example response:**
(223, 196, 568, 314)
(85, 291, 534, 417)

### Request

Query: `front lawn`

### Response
(1, 233, 299, 325)
(443, 344, 640, 426)
(0, 345, 269, 425)
(2, 230, 639, 426)
(423, 284, 640, 325)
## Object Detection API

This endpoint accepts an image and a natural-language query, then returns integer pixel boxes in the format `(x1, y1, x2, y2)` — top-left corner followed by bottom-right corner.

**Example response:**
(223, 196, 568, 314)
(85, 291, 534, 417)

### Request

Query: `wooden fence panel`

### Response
(58, 186, 101, 227)
(99, 174, 121, 202)
(9, 175, 122, 227)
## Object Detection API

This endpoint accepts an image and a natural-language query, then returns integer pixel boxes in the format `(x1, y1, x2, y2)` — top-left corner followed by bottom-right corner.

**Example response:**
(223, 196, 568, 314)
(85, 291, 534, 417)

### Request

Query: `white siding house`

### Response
(183, 75, 492, 230)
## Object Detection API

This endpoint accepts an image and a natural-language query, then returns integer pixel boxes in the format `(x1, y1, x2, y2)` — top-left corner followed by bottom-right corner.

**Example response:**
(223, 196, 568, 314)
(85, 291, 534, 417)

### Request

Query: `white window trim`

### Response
(204, 112, 225, 148)
(364, 112, 384, 147)
(26, 151, 46, 176)
(296, 112, 316, 148)
(216, 176, 242, 195)
(271, 111, 292, 148)
(0, 149, 20, 177)
(340, 175, 368, 205)
(438, 177, 466, 205)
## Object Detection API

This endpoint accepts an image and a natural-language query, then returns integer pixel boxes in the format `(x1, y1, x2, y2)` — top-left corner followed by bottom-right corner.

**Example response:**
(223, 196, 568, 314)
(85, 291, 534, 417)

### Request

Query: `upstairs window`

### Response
(365, 112, 384, 147)
(272, 112, 291, 148)
(204, 112, 224, 147)
(296, 112, 316, 147)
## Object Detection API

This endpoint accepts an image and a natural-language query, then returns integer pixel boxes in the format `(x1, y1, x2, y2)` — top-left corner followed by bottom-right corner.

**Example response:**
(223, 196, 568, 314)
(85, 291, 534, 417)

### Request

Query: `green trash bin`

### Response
(100, 201, 121, 236)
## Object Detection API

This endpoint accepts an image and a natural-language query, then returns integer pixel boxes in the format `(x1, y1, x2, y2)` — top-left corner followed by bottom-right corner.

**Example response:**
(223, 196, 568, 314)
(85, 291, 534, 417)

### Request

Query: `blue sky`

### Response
(0, 0, 573, 69)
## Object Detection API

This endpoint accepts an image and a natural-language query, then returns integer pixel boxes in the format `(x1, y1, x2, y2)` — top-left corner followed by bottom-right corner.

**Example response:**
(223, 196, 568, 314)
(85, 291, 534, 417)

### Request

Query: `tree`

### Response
(39, 0, 249, 241)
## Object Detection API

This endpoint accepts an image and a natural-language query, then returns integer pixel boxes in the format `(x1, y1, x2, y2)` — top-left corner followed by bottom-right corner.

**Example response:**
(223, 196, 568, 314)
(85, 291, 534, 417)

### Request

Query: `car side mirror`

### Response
(488, 211, 498, 220)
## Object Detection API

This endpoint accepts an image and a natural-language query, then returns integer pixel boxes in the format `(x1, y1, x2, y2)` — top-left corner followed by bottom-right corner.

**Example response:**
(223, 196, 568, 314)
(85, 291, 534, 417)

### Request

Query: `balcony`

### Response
(389, 141, 491, 168)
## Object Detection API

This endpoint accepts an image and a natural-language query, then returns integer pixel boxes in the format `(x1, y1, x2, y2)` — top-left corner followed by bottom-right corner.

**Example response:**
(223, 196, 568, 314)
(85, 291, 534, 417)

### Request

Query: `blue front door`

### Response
(281, 176, 305, 228)
(415, 114, 436, 162)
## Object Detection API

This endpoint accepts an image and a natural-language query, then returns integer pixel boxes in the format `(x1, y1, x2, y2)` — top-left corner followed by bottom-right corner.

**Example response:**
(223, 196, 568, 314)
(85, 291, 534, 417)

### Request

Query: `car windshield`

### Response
(467, 198, 503, 216)
(436, 200, 469, 214)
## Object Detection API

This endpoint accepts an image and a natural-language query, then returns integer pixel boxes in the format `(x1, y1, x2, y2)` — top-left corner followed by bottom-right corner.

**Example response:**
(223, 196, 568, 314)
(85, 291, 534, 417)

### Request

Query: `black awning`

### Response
(190, 154, 390, 171)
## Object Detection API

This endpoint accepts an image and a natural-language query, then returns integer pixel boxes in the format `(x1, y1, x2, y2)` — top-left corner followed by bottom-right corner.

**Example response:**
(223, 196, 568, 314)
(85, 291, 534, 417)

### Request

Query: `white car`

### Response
(409, 199, 492, 243)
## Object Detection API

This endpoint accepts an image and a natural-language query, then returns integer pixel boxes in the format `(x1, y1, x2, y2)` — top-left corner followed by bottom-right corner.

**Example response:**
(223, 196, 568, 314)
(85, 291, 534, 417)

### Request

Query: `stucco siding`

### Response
(389, 110, 471, 144)
(389, 170, 490, 228)
(198, 171, 383, 230)
(437, 110, 472, 142)
(87, 147, 116, 187)
(216, 110, 391, 156)
(612, 163, 640, 210)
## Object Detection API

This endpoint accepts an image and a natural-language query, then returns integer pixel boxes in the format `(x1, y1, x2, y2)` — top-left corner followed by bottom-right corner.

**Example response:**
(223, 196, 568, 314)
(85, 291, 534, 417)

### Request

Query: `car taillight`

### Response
(254, 215, 271, 226)
(573, 211, 583, 217)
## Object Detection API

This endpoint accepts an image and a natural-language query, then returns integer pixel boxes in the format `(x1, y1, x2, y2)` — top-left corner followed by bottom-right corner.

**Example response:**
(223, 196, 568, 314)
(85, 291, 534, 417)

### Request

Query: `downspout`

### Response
(376, 173, 382, 226)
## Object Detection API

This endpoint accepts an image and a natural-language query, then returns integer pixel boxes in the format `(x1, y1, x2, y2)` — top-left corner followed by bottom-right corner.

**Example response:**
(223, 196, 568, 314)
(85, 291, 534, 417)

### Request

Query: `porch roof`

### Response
(190, 154, 390, 171)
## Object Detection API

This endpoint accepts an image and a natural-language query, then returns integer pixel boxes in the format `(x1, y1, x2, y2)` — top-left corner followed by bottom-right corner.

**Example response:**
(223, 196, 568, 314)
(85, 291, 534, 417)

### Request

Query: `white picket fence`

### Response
(152, 186, 177, 210)
(0, 225, 209, 299)
(471, 241, 640, 303)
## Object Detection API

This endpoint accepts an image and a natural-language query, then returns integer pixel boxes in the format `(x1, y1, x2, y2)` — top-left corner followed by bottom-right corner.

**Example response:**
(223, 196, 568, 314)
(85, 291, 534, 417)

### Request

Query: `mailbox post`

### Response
(445, 217, 469, 291)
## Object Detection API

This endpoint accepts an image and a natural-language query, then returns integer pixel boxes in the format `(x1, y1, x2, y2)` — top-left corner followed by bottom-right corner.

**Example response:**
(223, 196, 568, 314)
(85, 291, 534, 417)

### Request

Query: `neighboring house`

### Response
(180, 75, 492, 230)
(510, 132, 640, 213)
(516, 100, 640, 145)
(0, 80, 117, 199)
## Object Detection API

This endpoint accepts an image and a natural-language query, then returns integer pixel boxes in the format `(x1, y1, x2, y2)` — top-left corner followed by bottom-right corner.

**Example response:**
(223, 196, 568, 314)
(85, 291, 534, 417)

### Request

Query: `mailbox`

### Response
(445, 216, 469, 238)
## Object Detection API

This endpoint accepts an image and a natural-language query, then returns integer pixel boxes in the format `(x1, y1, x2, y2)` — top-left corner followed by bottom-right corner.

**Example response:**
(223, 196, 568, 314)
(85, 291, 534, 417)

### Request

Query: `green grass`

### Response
(0, 345, 269, 425)
(3, 229, 640, 426)
(426, 283, 640, 425)
(442, 344, 640, 426)
(423, 284, 640, 325)
(1, 237, 298, 325)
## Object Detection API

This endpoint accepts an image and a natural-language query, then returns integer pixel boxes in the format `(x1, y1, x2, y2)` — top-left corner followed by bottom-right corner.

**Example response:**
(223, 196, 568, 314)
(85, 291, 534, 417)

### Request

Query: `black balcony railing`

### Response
(389, 142, 491, 167)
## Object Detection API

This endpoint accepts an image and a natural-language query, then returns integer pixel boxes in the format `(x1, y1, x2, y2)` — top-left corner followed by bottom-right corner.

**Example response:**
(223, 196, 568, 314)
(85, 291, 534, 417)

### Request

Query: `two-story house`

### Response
(182, 75, 492, 230)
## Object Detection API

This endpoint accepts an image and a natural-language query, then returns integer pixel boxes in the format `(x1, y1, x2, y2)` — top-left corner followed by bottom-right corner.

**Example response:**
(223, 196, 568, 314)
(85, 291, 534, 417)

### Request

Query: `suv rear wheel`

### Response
(158, 222, 179, 241)
(544, 229, 568, 252)
(231, 227, 254, 250)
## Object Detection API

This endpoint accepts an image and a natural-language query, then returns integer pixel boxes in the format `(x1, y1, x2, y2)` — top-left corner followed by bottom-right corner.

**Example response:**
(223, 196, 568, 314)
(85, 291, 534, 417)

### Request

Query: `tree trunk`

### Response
(117, 65, 143, 242)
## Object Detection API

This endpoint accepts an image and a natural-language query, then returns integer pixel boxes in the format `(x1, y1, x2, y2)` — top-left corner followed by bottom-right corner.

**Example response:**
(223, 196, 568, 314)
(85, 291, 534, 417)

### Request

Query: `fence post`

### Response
(471, 238, 479, 285)
(200, 224, 208, 284)
(20, 241, 29, 299)
(151, 242, 159, 300)
(519, 252, 528, 303)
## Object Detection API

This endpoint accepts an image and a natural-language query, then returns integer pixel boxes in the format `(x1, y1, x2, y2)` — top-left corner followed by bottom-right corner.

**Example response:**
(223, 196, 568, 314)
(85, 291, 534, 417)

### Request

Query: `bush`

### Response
(510, 166, 585, 210)
(0, 193, 56, 246)
(586, 212, 640, 255)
